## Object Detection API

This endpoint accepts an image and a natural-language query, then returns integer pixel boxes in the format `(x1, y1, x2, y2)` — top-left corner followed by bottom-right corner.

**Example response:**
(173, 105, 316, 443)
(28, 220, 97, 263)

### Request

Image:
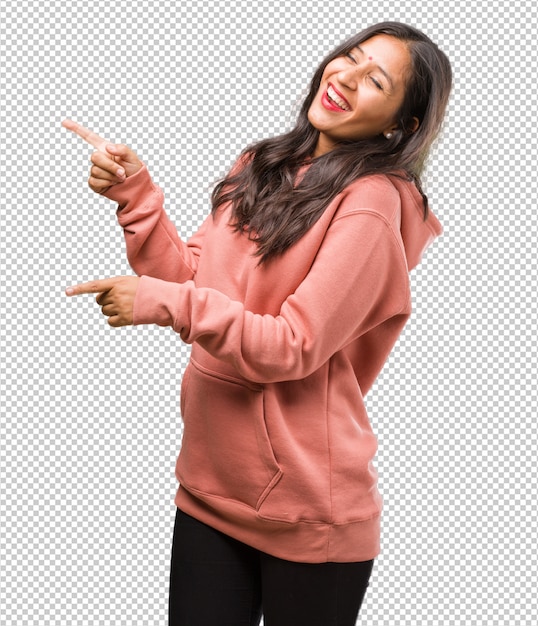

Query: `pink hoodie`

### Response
(105, 163, 442, 563)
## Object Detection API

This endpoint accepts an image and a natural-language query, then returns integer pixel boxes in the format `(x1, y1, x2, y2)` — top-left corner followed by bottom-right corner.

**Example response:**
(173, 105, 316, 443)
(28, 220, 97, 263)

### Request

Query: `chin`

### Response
(307, 106, 326, 133)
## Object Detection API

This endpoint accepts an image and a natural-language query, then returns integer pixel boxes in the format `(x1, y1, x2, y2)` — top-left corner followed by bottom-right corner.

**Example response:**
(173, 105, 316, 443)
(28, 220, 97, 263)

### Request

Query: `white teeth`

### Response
(327, 85, 350, 110)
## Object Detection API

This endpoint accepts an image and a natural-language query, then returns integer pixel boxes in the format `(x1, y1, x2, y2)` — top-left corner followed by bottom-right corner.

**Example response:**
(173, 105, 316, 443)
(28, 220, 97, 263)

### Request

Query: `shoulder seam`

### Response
(332, 208, 410, 283)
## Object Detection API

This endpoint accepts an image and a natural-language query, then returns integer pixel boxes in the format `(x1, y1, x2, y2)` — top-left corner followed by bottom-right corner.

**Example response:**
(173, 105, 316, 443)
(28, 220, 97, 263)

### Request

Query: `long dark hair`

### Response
(211, 22, 452, 262)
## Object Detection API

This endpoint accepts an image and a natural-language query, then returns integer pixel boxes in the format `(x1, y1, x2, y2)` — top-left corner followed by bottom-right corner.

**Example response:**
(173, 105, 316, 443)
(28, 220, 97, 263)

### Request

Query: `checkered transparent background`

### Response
(2, 0, 537, 624)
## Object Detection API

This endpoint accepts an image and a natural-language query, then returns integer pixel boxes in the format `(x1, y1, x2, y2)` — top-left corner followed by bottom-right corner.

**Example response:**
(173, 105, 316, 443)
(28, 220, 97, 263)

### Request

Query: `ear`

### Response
(384, 123, 399, 135)
(409, 116, 420, 133)
(383, 116, 420, 139)
(384, 117, 420, 137)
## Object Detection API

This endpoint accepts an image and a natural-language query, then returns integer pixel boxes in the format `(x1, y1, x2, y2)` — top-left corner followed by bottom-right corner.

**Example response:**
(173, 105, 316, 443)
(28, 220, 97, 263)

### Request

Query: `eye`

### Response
(370, 76, 384, 91)
(345, 51, 384, 91)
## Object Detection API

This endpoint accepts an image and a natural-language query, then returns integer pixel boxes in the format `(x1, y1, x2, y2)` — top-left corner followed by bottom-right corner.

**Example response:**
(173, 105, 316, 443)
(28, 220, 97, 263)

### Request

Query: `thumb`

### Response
(105, 143, 142, 176)
(105, 143, 136, 162)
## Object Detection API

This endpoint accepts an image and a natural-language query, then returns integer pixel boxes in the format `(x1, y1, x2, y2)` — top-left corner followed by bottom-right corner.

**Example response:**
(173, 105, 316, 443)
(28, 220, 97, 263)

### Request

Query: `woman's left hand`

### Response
(66, 276, 140, 327)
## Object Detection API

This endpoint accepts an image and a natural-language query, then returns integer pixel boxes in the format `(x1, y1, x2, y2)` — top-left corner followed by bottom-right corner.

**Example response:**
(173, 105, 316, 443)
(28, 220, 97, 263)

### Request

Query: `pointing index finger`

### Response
(61, 119, 110, 152)
(65, 278, 117, 296)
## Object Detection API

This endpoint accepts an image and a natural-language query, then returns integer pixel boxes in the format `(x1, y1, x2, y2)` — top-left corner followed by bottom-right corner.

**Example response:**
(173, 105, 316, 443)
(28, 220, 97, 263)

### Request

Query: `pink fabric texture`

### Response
(105, 163, 442, 563)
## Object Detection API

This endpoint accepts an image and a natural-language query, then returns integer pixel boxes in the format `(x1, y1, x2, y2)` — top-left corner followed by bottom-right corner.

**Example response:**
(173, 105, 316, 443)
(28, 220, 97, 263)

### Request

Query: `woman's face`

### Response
(308, 34, 412, 157)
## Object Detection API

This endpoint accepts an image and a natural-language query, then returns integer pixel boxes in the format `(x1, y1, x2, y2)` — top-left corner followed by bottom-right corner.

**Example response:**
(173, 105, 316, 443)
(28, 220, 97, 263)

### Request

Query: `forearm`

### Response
(105, 165, 203, 282)
(132, 213, 411, 383)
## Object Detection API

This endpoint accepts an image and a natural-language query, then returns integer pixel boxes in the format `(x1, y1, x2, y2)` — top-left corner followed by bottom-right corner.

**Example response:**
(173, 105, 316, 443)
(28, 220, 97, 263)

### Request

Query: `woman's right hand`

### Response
(62, 119, 143, 195)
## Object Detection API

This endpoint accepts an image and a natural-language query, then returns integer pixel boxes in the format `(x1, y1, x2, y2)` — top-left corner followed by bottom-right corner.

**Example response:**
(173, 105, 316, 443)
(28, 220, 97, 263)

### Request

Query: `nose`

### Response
(336, 68, 358, 91)
(336, 61, 367, 90)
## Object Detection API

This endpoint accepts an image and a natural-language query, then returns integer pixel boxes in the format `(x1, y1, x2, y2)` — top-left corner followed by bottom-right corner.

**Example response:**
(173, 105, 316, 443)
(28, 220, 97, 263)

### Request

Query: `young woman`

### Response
(64, 21, 451, 626)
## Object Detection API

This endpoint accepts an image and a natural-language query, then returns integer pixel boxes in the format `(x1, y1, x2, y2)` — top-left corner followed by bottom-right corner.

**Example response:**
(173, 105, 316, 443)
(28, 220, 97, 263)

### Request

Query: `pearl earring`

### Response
(385, 132, 394, 139)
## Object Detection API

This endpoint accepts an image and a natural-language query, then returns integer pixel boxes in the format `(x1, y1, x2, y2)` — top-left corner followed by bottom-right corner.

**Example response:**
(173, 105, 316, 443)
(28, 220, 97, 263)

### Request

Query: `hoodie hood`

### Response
(389, 175, 443, 271)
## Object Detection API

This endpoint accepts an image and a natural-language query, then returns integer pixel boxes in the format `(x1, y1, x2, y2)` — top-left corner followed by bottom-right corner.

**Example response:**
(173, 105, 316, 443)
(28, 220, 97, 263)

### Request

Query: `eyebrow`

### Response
(355, 45, 395, 91)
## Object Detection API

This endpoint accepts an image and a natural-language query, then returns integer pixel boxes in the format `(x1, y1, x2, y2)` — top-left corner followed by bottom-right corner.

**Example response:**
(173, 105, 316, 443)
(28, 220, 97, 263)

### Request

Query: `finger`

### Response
(88, 177, 114, 195)
(90, 151, 125, 178)
(96, 291, 114, 306)
(90, 151, 125, 180)
(65, 278, 119, 296)
(101, 304, 117, 317)
(90, 164, 125, 183)
(108, 315, 126, 328)
(62, 119, 110, 152)
(105, 143, 141, 167)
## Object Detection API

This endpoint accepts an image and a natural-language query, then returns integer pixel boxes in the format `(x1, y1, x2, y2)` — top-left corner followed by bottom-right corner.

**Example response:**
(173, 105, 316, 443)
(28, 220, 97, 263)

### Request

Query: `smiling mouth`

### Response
(326, 84, 351, 111)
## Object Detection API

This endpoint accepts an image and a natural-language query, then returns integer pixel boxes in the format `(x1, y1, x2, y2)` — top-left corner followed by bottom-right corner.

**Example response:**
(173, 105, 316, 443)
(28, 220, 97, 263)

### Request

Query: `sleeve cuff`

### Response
(102, 163, 160, 212)
(133, 275, 186, 328)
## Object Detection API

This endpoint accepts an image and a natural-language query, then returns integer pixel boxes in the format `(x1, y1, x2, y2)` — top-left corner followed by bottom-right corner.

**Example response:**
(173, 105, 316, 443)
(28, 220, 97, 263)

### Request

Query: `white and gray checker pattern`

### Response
(2, 0, 537, 624)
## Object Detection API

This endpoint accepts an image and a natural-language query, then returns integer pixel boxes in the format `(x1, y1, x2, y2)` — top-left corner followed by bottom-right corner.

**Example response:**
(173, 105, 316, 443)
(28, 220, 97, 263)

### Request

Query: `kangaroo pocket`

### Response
(176, 359, 282, 510)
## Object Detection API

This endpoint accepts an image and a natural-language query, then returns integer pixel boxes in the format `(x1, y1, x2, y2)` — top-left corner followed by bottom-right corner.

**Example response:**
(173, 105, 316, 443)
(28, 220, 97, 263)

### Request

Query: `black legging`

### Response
(169, 508, 374, 626)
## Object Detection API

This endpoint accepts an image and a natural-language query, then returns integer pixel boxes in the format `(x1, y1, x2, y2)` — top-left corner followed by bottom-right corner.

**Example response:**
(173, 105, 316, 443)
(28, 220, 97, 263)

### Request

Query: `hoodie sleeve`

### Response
(132, 209, 411, 384)
(103, 164, 209, 283)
